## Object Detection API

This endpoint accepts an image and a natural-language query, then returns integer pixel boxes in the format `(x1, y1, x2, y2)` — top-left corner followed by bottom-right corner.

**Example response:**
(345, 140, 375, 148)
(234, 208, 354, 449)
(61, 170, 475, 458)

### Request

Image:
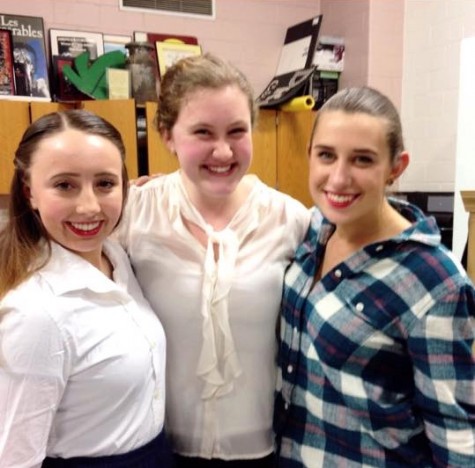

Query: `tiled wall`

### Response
(368, 0, 404, 109)
(400, 0, 475, 256)
(400, 0, 475, 193)
(320, 0, 403, 109)
(320, 0, 370, 90)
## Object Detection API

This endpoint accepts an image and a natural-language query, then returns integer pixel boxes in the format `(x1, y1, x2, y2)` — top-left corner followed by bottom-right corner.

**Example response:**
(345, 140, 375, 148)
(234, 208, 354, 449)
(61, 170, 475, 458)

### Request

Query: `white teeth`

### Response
(70, 222, 101, 231)
(208, 165, 231, 173)
(327, 193, 354, 203)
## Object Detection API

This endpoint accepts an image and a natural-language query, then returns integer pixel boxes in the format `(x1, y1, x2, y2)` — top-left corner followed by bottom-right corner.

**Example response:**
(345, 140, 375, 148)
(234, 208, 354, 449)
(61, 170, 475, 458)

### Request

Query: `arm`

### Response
(0, 301, 68, 467)
(409, 284, 475, 467)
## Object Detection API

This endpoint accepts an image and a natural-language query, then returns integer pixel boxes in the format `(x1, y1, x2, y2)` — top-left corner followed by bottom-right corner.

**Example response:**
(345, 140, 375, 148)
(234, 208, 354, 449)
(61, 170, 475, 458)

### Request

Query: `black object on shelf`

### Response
(393, 191, 454, 251)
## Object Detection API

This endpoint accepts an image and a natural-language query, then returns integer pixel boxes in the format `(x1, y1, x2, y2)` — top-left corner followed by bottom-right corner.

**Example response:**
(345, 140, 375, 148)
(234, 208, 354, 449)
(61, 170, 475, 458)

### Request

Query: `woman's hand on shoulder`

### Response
(129, 173, 164, 187)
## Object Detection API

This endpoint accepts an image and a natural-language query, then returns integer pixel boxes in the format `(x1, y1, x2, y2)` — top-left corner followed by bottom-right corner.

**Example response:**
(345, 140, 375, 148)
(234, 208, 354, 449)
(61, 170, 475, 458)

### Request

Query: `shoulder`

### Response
(249, 176, 310, 223)
(395, 242, 475, 309)
(1, 276, 66, 366)
(127, 171, 178, 202)
(104, 238, 130, 264)
(119, 172, 180, 236)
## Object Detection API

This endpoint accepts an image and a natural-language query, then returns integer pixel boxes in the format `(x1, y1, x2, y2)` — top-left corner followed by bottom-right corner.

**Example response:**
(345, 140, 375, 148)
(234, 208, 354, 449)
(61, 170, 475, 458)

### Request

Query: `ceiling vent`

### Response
(120, 0, 215, 19)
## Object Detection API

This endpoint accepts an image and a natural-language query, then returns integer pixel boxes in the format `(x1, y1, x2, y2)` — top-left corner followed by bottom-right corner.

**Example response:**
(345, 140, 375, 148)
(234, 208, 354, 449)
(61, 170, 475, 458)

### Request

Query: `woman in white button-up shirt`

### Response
(0, 110, 171, 467)
(118, 54, 311, 467)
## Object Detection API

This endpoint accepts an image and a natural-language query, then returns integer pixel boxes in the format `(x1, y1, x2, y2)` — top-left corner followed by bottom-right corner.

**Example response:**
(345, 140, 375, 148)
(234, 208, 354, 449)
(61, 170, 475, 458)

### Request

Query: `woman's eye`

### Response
(195, 128, 210, 136)
(317, 151, 334, 161)
(54, 181, 73, 191)
(229, 127, 246, 135)
(355, 155, 374, 165)
(97, 179, 116, 189)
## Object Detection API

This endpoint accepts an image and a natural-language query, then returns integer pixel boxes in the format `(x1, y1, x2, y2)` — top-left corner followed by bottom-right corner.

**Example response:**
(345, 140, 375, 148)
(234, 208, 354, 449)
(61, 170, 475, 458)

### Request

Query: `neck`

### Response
(181, 175, 252, 230)
(334, 200, 410, 248)
(77, 248, 113, 279)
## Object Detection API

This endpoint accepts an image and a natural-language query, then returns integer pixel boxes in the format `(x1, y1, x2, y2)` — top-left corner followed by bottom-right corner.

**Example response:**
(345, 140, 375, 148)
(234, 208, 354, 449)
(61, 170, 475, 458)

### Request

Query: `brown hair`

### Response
(156, 52, 258, 133)
(0, 109, 128, 299)
(310, 87, 405, 162)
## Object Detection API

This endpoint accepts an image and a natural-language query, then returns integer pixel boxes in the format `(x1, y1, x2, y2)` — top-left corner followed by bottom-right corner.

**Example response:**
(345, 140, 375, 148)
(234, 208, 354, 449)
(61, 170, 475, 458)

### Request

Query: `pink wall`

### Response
(0, 0, 320, 98)
(320, 0, 404, 109)
(368, 0, 404, 109)
(320, 0, 370, 88)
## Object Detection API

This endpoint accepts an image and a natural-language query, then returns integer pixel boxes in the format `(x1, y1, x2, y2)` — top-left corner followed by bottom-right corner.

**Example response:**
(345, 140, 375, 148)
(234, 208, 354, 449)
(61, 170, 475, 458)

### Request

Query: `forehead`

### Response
(181, 85, 247, 108)
(174, 85, 251, 125)
(31, 129, 122, 172)
(314, 110, 389, 143)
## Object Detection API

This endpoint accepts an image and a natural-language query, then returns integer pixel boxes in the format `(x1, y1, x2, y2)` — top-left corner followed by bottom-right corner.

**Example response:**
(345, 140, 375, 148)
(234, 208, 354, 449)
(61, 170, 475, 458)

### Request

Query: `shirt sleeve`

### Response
(409, 283, 475, 467)
(0, 298, 68, 467)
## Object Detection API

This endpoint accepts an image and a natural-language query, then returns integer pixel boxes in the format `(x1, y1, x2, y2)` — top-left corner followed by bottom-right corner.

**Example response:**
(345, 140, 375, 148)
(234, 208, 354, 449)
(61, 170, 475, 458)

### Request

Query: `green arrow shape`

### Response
(63, 50, 126, 99)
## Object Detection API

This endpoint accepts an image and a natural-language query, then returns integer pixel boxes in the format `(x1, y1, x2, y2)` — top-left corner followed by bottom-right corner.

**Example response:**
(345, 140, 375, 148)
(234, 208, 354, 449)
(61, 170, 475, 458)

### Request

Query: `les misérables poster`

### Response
(0, 13, 51, 100)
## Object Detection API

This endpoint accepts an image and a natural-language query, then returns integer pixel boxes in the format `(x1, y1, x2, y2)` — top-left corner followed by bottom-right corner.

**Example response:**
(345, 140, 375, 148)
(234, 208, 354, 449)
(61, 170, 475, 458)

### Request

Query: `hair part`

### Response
(0, 109, 128, 300)
(156, 52, 257, 133)
(310, 86, 405, 162)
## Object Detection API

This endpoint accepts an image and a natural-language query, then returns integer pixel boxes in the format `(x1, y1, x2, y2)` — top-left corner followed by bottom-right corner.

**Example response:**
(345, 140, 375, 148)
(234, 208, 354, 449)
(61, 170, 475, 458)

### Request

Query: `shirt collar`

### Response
(39, 240, 130, 300)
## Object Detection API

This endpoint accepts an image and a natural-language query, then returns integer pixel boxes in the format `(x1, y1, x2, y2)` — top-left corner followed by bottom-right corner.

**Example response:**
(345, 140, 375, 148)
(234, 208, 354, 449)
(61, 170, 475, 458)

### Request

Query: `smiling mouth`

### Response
(205, 164, 234, 174)
(325, 192, 358, 207)
(67, 221, 103, 236)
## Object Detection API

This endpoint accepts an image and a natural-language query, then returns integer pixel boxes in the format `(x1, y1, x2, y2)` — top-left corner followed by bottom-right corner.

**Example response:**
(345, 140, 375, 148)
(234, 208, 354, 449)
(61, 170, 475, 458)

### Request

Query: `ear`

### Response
(389, 151, 410, 182)
(160, 128, 176, 155)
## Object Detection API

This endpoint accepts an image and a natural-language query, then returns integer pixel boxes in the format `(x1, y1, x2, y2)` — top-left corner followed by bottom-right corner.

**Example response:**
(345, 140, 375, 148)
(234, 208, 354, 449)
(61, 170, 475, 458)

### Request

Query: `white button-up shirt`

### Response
(0, 240, 166, 467)
(118, 171, 310, 460)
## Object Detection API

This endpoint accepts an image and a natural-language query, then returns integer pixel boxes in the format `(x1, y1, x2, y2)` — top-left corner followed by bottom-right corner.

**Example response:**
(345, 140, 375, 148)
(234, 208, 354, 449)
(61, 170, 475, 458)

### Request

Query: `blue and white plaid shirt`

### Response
(275, 199, 475, 467)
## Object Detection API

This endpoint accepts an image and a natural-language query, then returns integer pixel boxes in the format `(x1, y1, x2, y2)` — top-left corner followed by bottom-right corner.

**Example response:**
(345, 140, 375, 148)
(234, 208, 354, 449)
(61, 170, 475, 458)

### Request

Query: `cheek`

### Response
(176, 139, 204, 159)
(233, 137, 253, 161)
(104, 193, 124, 219)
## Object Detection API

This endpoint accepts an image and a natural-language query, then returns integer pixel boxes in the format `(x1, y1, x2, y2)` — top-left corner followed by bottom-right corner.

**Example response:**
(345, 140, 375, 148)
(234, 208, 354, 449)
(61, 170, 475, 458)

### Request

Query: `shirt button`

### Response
(356, 302, 364, 312)
(334, 269, 342, 278)
(287, 364, 293, 374)
(284, 402, 289, 410)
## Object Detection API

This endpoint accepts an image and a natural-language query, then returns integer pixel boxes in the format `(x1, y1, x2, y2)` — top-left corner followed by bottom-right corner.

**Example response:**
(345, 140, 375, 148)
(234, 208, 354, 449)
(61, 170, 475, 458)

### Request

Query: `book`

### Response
(0, 28, 15, 96)
(313, 36, 345, 72)
(134, 31, 198, 45)
(275, 15, 322, 76)
(52, 55, 91, 102)
(257, 15, 322, 108)
(305, 69, 339, 109)
(0, 13, 51, 100)
(50, 29, 104, 60)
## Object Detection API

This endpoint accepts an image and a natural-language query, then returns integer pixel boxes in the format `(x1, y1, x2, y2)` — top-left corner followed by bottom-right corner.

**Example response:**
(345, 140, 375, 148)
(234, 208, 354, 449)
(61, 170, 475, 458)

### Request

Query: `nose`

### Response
(212, 139, 233, 160)
(329, 160, 351, 187)
(76, 187, 101, 215)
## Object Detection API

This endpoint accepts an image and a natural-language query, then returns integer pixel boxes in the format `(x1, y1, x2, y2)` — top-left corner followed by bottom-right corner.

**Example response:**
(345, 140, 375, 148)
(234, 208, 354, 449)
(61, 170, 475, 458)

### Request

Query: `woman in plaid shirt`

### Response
(275, 87, 475, 467)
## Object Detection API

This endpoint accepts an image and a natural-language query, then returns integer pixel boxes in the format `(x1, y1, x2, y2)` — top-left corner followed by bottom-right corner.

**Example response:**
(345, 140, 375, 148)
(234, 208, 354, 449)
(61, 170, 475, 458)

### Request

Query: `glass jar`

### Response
(125, 42, 158, 104)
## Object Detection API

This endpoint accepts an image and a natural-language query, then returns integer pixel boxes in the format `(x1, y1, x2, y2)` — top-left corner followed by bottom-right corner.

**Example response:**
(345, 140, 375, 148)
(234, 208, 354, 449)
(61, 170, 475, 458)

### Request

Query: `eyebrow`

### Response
(312, 144, 379, 155)
(49, 171, 120, 179)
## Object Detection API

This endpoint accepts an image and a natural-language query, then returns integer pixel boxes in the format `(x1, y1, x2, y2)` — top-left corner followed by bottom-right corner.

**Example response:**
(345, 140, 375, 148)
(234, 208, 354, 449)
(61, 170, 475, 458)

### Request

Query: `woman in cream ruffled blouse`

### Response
(118, 53, 310, 467)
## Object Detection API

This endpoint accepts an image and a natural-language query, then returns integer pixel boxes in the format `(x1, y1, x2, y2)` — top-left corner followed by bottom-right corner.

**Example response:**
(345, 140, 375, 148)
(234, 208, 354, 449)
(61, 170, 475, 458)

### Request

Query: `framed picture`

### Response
(0, 28, 15, 96)
(49, 29, 104, 60)
(107, 68, 131, 100)
(52, 55, 90, 102)
(103, 34, 131, 57)
(134, 31, 198, 45)
(156, 41, 201, 77)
